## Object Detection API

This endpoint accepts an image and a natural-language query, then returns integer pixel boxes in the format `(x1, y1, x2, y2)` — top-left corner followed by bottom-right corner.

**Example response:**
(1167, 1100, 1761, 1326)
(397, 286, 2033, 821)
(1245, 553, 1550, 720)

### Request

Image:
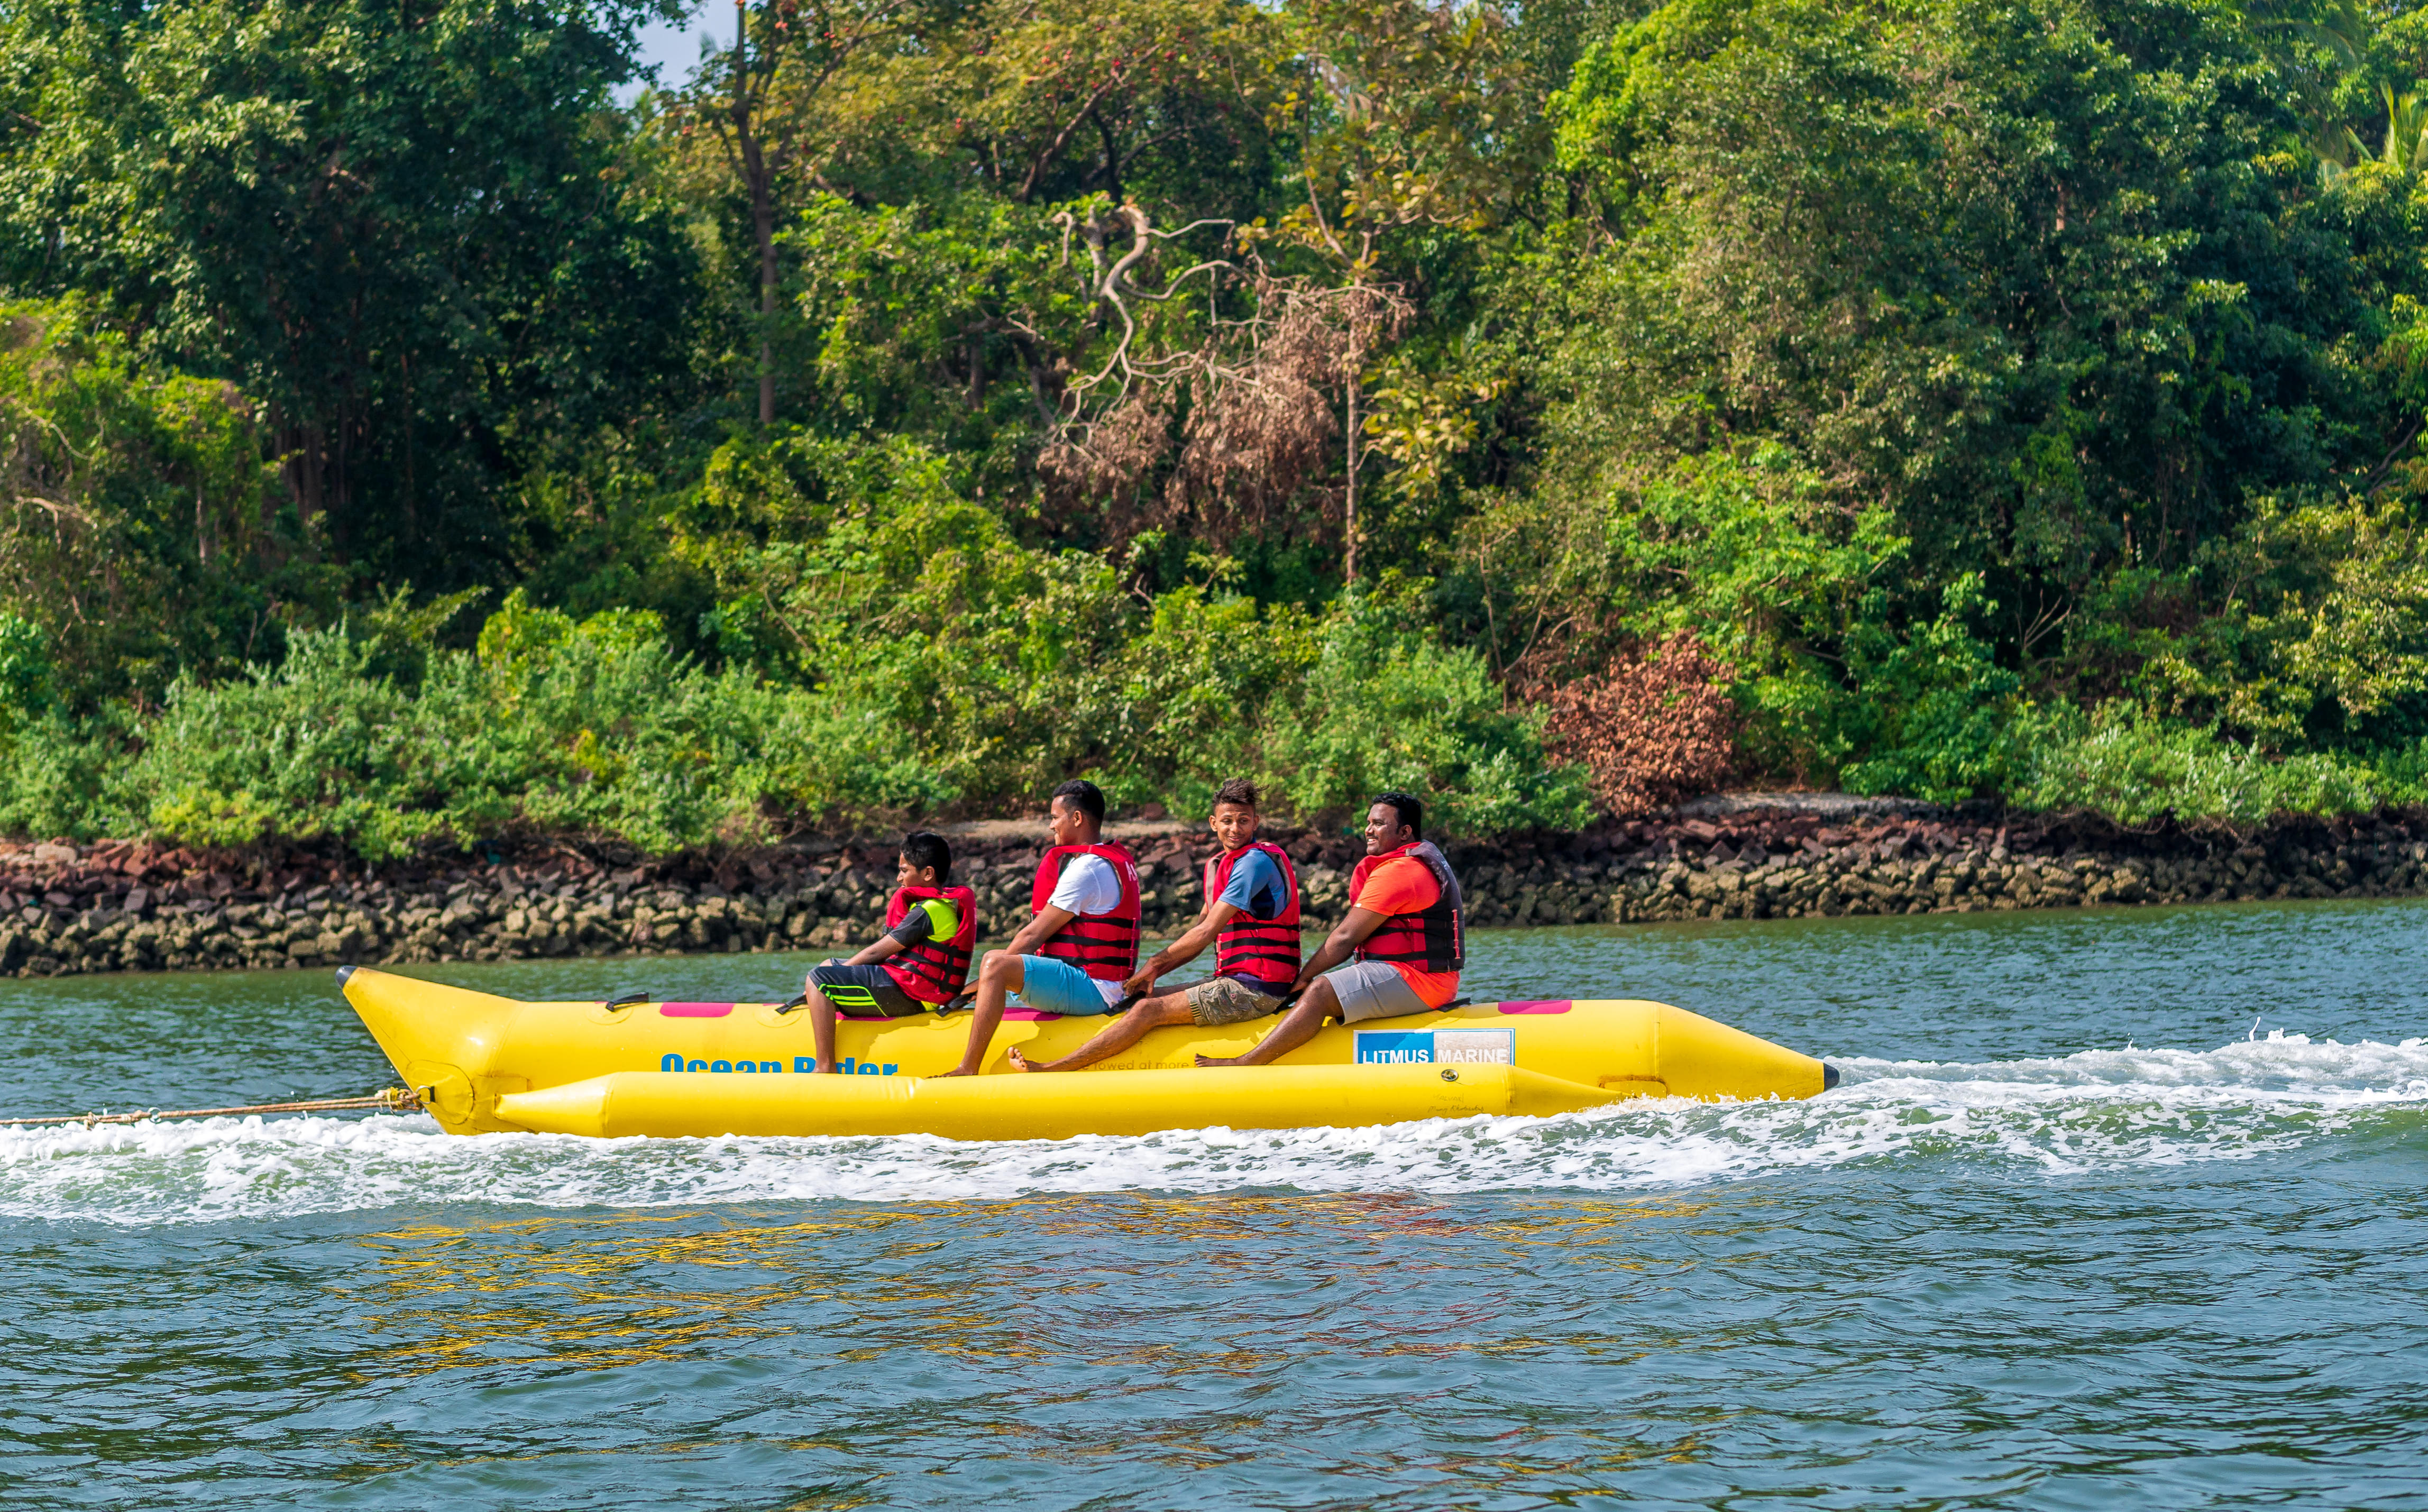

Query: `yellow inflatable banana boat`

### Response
(335, 965, 1837, 1141)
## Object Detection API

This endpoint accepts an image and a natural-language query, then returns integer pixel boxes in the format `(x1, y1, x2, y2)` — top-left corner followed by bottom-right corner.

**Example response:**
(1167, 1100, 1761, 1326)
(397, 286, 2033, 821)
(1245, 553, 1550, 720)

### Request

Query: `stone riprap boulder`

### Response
(0, 803, 2422, 977)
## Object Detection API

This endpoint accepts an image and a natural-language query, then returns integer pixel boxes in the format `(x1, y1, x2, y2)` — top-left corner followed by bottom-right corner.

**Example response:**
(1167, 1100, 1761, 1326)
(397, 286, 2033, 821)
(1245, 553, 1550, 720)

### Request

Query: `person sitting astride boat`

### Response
(1006, 776, 1299, 1073)
(1196, 790, 1463, 1068)
(934, 778, 1142, 1077)
(800, 831, 977, 1074)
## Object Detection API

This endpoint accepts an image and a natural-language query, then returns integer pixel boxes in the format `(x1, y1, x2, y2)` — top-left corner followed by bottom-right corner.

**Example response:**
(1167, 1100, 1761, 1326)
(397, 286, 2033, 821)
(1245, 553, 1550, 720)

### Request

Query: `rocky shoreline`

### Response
(3, 802, 2425, 980)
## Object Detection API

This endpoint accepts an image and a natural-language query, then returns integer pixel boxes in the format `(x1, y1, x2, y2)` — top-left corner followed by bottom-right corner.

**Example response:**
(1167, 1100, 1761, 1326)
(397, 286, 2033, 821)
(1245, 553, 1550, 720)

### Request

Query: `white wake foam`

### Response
(5, 1031, 2423, 1225)
(1833, 1027, 2428, 1093)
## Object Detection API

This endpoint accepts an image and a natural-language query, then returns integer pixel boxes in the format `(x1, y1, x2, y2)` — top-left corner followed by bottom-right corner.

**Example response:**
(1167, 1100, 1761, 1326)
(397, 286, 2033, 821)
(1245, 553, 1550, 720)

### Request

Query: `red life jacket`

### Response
(1208, 841, 1301, 988)
(1351, 840, 1465, 973)
(882, 885, 978, 1004)
(1031, 842, 1142, 982)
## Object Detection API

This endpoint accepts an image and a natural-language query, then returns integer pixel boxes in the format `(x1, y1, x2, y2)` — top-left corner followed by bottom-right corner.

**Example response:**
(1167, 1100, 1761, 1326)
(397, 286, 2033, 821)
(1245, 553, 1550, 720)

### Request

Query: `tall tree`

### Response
(1496, 0, 2416, 721)
(0, 0, 695, 581)
(664, 0, 1284, 433)
(671, 0, 909, 426)
(1251, 0, 1541, 583)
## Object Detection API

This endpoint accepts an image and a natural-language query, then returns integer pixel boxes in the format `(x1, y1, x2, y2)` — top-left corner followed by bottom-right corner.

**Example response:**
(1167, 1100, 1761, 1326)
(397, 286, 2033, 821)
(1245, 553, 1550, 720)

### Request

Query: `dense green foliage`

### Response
(0, 0, 695, 579)
(0, 594, 1584, 857)
(7, 0, 2428, 852)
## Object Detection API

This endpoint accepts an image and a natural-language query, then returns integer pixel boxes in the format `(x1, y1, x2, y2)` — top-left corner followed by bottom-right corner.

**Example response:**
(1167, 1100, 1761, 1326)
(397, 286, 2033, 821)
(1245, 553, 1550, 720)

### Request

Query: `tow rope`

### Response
(2, 1087, 426, 1129)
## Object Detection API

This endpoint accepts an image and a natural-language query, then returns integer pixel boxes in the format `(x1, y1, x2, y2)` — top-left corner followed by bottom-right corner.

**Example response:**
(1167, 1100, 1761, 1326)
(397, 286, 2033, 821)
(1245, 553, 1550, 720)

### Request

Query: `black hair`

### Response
(1213, 776, 1260, 809)
(1051, 777, 1106, 824)
(899, 830, 952, 883)
(1373, 791, 1424, 840)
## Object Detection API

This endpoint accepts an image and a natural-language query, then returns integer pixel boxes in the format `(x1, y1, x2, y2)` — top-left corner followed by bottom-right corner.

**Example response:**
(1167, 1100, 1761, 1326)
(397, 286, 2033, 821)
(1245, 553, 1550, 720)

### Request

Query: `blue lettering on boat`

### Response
(654, 1055, 904, 1076)
(1352, 1029, 1516, 1066)
(828, 1057, 905, 1077)
(663, 1055, 797, 1073)
(1354, 1031, 1434, 1065)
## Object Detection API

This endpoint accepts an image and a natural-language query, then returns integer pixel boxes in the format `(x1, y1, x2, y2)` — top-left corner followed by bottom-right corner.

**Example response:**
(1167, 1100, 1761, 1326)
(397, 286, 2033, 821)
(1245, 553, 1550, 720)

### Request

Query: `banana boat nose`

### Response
(336, 965, 536, 1132)
(1823, 1062, 1841, 1090)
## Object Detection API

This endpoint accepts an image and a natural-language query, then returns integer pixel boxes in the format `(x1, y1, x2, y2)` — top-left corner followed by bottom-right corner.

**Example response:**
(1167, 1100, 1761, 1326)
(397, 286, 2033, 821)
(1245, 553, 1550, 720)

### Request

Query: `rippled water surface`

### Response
(7, 900, 2428, 1509)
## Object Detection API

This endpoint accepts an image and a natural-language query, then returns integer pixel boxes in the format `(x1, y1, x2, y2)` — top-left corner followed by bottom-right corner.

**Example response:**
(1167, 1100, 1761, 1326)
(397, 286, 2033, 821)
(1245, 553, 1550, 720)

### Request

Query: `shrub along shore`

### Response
(3, 803, 2424, 982)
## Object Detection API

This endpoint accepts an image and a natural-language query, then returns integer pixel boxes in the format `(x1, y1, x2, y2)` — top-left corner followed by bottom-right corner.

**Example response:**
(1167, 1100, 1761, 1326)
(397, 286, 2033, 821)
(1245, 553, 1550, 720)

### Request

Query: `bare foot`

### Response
(928, 1067, 977, 1079)
(1006, 1048, 1044, 1074)
(1194, 1053, 1245, 1068)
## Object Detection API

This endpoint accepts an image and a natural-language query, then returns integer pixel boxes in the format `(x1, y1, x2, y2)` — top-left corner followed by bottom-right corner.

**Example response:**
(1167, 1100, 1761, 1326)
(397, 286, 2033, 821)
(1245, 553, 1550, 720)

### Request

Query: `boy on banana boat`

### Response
(796, 829, 978, 1073)
(934, 778, 1143, 1077)
(1007, 776, 1301, 1073)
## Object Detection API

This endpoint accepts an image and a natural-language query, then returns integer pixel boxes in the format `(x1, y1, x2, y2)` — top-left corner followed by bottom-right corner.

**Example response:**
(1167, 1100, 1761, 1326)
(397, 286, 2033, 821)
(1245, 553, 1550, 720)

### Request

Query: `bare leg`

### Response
(936, 950, 1023, 1077)
(809, 993, 843, 1074)
(805, 962, 844, 1074)
(1197, 978, 1336, 1067)
(1010, 994, 1196, 1073)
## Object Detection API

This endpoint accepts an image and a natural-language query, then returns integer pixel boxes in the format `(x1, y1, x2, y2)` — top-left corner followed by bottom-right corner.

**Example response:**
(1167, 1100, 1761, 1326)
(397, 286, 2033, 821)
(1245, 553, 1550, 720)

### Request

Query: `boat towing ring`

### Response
(1440, 1068, 1459, 1083)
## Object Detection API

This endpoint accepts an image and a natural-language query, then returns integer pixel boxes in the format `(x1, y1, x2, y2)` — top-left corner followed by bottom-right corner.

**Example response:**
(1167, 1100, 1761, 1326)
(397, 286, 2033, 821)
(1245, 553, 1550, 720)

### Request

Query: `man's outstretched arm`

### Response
(1005, 905, 1071, 959)
(934, 904, 1077, 1077)
(1124, 900, 1242, 997)
(1290, 906, 1388, 994)
(1193, 906, 1392, 1070)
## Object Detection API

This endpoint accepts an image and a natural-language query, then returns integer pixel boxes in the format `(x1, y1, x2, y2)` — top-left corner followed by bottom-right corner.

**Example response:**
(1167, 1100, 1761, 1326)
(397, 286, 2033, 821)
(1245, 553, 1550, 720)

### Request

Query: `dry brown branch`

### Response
(1158, 277, 1407, 542)
(1529, 631, 1740, 818)
(1034, 208, 1409, 555)
(1038, 389, 1170, 507)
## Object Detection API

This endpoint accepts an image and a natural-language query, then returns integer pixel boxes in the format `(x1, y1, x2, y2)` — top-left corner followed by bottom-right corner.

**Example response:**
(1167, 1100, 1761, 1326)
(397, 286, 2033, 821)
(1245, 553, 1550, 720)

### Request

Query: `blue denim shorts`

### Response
(1015, 955, 1122, 1015)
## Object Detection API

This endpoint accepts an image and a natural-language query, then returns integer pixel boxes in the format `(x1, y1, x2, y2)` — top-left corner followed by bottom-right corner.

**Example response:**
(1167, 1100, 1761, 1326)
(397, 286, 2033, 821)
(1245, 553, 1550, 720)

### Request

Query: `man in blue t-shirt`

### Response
(1010, 777, 1300, 1073)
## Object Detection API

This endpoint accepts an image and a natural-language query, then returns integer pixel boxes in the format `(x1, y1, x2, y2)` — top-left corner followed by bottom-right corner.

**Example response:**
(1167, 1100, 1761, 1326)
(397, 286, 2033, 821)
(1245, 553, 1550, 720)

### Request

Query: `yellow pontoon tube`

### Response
(335, 965, 1838, 1141)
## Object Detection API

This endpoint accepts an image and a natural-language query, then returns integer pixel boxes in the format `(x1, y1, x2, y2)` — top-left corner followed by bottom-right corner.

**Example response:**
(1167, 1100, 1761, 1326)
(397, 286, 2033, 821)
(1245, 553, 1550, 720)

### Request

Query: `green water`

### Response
(6, 899, 2427, 1508)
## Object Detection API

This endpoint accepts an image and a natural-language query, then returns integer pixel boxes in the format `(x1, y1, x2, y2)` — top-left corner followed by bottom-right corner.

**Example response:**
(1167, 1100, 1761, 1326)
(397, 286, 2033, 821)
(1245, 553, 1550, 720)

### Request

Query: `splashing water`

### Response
(8, 1029, 2424, 1227)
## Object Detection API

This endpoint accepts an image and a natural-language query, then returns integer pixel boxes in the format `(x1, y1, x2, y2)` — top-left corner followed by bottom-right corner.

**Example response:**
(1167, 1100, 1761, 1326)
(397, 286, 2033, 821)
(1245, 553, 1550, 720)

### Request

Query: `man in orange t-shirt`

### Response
(1196, 791, 1464, 1067)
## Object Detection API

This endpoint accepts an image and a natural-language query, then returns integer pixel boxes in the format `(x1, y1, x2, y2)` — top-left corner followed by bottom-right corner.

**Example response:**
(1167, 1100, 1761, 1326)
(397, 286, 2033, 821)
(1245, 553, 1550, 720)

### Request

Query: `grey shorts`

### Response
(1183, 974, 1288, 1027)
(1325, 961, 1430, 1023)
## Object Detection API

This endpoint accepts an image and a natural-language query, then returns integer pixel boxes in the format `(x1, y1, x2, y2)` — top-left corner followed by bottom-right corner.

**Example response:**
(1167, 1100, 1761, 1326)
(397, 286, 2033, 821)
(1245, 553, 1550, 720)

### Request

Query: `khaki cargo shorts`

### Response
(1182, 974, 1288, 1027)
(1325, 960, 1430, 1023)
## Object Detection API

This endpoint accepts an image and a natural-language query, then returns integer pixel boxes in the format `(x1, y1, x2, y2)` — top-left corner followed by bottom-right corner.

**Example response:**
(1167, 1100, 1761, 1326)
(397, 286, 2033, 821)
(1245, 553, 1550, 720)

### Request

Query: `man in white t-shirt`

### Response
(1011, 777, 1298, 1073)
(1043, 850, 1126, 971)
(935, 778, 1141, 1076)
